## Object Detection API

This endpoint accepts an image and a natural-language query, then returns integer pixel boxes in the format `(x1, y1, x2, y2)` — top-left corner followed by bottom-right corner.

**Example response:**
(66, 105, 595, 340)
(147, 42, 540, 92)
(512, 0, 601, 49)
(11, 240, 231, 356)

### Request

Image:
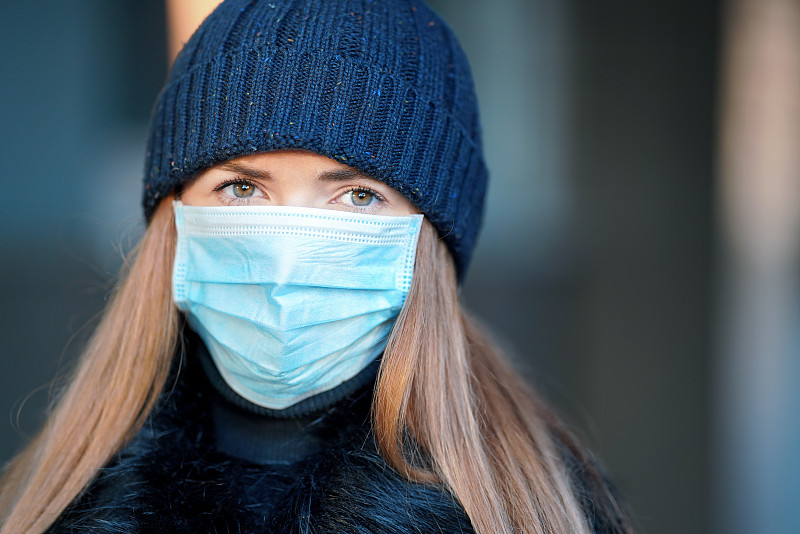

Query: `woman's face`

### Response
(181, 150, 418, 216)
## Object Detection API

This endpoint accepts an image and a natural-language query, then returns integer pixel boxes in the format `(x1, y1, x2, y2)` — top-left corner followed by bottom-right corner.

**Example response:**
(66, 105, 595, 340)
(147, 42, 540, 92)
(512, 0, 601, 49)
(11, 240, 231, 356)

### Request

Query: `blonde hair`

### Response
(0, 198, 628, 534)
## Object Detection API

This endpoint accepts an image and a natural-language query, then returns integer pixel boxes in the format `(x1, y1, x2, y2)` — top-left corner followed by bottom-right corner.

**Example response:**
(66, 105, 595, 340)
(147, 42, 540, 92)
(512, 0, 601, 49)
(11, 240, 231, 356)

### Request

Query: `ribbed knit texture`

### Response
(143, 0, 487, 277)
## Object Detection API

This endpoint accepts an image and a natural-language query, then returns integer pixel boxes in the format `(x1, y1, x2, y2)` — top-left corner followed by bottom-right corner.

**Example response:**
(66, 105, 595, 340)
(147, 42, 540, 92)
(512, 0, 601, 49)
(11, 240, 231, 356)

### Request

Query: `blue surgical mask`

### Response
(172, 201, 423, 410)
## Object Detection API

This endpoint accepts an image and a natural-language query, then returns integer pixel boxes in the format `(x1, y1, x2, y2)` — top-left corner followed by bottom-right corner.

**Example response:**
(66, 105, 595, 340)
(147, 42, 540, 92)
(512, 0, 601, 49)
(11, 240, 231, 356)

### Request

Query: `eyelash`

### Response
(338, 186, 386, 212)
(213, 178, 260, 205)
(213, 178, 250, 191)
(212, 178, 387, 211)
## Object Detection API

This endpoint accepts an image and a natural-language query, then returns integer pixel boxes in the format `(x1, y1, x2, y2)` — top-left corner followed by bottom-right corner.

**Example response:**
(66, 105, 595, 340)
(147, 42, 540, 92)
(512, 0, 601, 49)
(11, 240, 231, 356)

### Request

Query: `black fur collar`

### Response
(48, 349, 474, 533)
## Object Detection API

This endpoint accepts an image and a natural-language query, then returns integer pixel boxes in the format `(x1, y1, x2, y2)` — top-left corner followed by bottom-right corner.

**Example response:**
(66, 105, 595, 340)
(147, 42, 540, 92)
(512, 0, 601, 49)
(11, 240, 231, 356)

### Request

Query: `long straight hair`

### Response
(0, 200, 629, 534)
(0, 198, 179, 533)
(375, 222, 629, 534)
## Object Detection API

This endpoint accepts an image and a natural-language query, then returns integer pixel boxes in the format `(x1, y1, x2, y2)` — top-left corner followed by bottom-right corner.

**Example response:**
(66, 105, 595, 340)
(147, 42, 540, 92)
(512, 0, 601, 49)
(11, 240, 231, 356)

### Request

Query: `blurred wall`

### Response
(0, 0, 166, 463)
(564, 2, 718, 531)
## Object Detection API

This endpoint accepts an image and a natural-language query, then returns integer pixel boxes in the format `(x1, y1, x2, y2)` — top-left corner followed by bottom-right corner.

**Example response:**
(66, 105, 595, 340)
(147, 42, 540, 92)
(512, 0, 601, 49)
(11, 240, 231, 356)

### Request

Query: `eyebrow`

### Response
(219, 163, 272, 180)
(219, 163, 374, 183)
(317, 169, 373, 182)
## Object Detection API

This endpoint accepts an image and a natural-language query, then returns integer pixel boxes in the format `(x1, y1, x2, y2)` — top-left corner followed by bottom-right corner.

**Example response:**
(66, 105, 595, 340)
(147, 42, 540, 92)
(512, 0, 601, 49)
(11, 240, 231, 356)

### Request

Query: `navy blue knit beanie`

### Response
(143, 0, 487, 278)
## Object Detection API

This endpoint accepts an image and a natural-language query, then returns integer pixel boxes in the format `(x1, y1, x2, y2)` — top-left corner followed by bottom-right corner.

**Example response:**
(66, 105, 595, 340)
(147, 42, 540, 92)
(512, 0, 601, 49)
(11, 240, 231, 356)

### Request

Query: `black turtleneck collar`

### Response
(186, 330, 378, 466)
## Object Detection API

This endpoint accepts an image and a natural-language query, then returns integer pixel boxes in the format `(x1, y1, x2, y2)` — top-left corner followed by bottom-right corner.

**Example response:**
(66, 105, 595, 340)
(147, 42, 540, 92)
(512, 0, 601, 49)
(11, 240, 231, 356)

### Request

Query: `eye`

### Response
(214, 179, 265, 202)
(351, 189, 377, 206)
(336, 187, 385, 211)
(228, 181, 257, 198)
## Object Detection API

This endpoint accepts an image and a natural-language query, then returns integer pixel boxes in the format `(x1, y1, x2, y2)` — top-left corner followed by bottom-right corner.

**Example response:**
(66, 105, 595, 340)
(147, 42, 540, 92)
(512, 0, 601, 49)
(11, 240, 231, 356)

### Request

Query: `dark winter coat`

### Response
(48, 345, 475, 533)
(48, 338, 626, 533)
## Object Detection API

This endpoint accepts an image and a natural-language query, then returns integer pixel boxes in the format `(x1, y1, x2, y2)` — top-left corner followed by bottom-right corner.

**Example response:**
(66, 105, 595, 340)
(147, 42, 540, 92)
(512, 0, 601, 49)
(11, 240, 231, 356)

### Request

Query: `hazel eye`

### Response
(230, 182, 256, 198)
(215, 179, 265, 201)
(350, 189, 376, 206)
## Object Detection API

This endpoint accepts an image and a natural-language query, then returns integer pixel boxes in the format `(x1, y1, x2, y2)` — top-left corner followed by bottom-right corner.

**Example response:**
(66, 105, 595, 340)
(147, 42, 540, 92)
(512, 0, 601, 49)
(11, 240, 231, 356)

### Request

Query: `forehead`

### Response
(209, 150, 366, 177)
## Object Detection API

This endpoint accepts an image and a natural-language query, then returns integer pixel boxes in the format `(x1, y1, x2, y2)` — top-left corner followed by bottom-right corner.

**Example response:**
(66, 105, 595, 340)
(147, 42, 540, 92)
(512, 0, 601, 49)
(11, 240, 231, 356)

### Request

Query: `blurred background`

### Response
(1, 1, 798, 533)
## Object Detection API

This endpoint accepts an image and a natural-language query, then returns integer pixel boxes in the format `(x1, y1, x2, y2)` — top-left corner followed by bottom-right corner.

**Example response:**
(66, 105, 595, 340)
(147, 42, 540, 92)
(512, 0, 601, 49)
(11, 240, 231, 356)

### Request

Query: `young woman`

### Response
(0, 1, 631, 532)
